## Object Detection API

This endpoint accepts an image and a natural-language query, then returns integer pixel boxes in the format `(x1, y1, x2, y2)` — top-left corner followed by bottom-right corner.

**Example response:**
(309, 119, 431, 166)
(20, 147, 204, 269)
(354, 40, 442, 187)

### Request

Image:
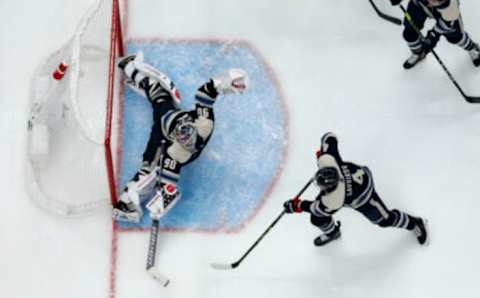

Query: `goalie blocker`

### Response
(113, 52, 249, 223)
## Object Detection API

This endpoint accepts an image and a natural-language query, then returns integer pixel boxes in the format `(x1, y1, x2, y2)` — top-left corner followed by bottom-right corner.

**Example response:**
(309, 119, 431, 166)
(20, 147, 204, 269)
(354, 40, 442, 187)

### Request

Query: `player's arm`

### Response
(193, 69, 249, 140)
(194, 68, 249, 110)
(283, 191, 336, 217)
(194, 79, 219, 114)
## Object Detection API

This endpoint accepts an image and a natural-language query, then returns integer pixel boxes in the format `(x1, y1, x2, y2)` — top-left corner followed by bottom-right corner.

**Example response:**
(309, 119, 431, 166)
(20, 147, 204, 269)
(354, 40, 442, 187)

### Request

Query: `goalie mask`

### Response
(173, 119, 198, 151)
(315, 167, 340, 192)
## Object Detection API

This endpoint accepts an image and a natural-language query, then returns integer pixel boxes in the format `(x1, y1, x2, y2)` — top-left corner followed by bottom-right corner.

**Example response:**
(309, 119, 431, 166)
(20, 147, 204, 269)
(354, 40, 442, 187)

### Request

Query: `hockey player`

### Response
(389, 0, 480, 69)
(283, 132, 428, 247)
(113, 52, 249, 223)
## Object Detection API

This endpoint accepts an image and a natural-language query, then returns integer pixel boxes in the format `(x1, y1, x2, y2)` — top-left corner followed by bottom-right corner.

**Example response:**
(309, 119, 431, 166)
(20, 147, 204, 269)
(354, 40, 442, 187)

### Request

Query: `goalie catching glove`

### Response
(146, 183, 181, 220)
(213, 68, 249, 95)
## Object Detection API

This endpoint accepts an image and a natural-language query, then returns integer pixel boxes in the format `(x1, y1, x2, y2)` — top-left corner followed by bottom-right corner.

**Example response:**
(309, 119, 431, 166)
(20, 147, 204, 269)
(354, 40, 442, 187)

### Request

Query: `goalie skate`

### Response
(112, 200, 142, 223)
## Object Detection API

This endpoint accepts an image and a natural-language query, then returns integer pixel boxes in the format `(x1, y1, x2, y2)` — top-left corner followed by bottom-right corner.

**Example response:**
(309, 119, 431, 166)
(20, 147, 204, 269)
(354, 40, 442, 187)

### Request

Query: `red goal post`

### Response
(26, 0, 125, 217)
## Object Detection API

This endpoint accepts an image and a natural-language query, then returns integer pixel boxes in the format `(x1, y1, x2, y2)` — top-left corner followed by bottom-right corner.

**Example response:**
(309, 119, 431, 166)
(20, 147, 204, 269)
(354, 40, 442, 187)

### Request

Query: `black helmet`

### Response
(315, 167, 340, 191)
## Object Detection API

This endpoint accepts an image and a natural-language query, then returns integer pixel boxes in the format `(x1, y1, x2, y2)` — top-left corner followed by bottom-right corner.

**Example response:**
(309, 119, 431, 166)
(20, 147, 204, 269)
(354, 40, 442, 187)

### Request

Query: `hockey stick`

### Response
(145, 141, 170, 286)
(400, 4, 480, 103)
(146, 219, 170, 286)
(368, 0, 402, 26)
(211, 176, 316, 270)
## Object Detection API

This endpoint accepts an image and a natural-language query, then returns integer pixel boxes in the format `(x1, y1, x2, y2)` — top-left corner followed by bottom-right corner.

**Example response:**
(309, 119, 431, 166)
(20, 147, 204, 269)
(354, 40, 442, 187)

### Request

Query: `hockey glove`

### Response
(213, 69, 249, 95)
(390, 0, 402, 6)
(284, 197, 303, 213)
(422, 30, 440, 52)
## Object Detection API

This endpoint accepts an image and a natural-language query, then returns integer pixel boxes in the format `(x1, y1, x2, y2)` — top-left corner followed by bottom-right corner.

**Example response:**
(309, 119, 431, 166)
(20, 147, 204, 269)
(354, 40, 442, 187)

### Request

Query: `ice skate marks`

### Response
(119, 40, 287, 231)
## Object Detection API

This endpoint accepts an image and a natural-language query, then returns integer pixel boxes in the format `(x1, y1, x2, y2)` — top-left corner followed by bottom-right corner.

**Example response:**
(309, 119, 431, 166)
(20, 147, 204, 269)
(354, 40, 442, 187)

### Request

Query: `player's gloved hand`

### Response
(147, 183, 181, 220)
(390, 0, 402, 6)
(283, 197, 303, 213)
(213, 69, 249, 95)
(422, 30, 440, 52)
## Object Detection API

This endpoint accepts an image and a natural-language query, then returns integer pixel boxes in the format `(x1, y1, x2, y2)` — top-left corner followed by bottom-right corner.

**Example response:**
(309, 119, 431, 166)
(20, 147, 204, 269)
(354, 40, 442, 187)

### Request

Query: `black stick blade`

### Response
(210, 262, 238, 270)
(368, 0, 402, 25)
(465, 96, 480, 103)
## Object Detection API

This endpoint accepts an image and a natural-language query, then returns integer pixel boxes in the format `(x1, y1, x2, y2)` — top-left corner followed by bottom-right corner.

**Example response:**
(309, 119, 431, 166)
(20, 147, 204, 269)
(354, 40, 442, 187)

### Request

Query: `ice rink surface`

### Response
(1, 0, 480, 297)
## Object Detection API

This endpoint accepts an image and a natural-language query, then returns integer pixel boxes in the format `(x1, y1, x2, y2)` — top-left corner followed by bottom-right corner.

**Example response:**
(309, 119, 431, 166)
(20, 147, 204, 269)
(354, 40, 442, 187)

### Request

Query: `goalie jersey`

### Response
(141, 79, 219, 186)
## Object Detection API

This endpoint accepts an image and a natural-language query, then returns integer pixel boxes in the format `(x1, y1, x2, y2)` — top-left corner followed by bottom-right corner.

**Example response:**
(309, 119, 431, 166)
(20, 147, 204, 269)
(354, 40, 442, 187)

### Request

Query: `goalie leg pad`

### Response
(126, 164, 160, 201)
(118, 51, 181, 106)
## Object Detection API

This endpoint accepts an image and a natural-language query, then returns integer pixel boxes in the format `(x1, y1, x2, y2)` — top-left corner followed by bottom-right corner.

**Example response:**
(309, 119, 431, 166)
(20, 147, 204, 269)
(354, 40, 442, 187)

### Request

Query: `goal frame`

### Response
(26, 0, 125, 216)
(105, 0, 125, 207)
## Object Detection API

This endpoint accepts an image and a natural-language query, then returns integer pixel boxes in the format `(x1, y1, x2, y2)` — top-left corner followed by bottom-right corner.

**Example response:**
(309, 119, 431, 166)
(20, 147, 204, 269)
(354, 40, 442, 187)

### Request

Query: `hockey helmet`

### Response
(315, 167, 340, 191)
(174, 120, 197, 151)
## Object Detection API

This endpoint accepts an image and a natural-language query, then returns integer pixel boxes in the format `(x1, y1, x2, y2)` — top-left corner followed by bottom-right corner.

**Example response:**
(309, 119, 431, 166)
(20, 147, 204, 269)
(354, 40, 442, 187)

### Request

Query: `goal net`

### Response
(26, 0, 124, 217)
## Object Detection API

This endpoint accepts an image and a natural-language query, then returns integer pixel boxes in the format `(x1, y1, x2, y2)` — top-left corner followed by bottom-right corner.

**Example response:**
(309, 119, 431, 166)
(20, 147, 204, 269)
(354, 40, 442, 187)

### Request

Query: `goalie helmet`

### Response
(315, 167, 340, 192)
(173, 117, 198, 151)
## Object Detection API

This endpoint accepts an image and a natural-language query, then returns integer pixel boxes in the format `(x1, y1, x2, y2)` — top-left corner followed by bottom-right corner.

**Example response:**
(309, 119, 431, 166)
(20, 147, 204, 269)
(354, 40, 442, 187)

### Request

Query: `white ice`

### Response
(2, 0, 480, 297)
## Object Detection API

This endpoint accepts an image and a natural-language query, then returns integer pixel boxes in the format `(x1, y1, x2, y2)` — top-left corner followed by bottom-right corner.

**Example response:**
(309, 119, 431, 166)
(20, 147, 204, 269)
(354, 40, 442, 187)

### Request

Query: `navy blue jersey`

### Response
(307, 133, 375, 217)
(142, 80, 219, 186)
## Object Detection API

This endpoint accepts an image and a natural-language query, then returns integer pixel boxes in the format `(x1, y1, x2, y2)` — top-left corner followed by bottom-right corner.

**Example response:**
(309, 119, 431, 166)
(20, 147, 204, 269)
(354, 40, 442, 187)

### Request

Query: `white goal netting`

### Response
(26, 0, 123, 217)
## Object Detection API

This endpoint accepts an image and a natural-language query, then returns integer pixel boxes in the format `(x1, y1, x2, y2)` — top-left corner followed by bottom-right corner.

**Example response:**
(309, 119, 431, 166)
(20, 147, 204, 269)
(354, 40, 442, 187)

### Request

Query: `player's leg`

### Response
(117, 52, 182, 106)
(146, 154, 183, 221)
(402, 1, 429, 69)
(442, 19, 480, 67)
(310, 214, 341, 247)
(353, 191, 428, 245)
(112, 123, 165, 223)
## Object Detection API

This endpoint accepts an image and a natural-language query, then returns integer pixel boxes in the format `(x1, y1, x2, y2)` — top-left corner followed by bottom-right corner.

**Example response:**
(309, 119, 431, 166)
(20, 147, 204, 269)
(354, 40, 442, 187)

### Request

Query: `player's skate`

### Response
(314, 221, 341, 247)
(117, 53, 147, 96)
(118, 54, 136, 70)
(413, 218, 429, 245)
(403, 50, 427, 69)
(469, 43, 480, 67)
(112, 191, 143, 223)
(146, 183, 181, 220)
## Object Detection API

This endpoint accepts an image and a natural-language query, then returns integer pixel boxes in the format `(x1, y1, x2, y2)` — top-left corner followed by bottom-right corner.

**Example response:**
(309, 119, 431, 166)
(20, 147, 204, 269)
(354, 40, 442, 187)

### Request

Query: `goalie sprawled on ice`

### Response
(113, 52, 249, 223)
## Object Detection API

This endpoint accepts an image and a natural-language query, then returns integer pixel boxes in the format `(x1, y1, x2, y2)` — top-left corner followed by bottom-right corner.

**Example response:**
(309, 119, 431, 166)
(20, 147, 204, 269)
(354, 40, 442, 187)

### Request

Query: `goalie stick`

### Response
(400, 4, 480, 103)
(146, 219, 170, 286)
(368, 0, 402, 26)
(211, 175, 316, 270)
(145, 141, 170, 286)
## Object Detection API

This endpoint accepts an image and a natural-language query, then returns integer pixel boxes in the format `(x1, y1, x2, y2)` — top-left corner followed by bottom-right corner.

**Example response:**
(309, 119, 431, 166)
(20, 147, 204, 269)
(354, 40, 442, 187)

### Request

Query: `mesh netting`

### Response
(26, 0, 121, 217)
